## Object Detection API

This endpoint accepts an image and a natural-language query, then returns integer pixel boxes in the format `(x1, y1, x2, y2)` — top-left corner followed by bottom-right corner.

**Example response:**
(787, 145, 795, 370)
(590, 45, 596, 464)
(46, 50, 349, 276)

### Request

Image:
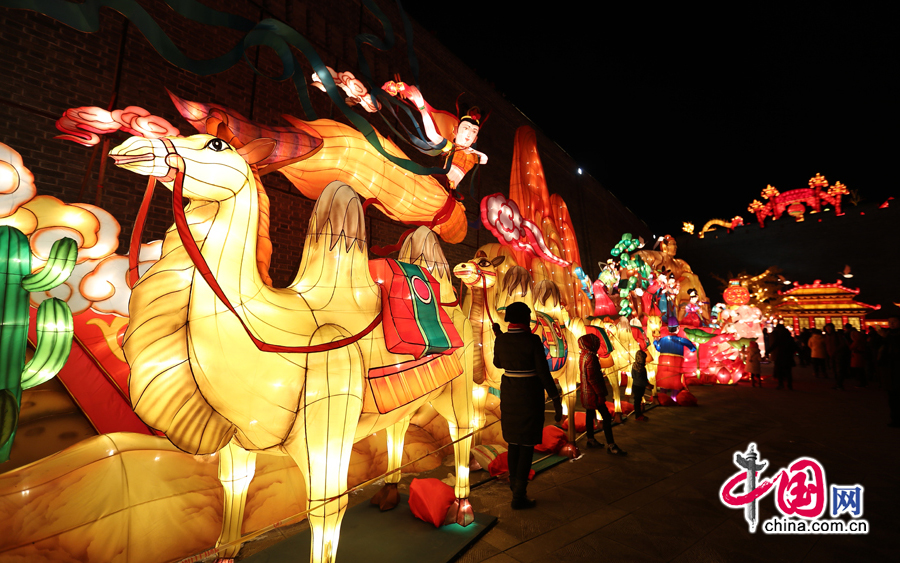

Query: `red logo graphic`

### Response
(720, 444, 827, 532)
(775, 458, 826, 518)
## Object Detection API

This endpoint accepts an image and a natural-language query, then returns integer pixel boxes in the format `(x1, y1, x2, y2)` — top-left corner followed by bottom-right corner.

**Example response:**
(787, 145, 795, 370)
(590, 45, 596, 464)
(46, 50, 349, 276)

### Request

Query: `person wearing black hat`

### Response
(492, 302, 563, 509)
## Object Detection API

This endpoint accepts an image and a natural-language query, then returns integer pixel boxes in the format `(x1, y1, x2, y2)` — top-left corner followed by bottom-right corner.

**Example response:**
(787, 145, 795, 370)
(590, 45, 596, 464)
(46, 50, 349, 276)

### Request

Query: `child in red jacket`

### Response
(579, 334, 626, 455)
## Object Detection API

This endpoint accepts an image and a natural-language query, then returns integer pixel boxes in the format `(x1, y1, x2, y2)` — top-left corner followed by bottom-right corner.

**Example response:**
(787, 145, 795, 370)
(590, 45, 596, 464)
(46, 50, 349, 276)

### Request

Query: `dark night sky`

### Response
(403, 4, 897, 235)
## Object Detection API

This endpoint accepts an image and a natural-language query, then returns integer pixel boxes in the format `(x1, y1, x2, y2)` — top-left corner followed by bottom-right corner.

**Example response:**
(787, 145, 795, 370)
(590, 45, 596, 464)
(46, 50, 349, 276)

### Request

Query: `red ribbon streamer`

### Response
(127, 176, 157, 289)
(369, 227, 416, 257)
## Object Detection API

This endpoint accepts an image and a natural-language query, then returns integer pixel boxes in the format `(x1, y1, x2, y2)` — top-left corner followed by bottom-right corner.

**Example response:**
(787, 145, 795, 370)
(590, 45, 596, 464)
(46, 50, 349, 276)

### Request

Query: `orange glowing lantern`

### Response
(747, 200, 766, 214)
(723, 280, 751, 307)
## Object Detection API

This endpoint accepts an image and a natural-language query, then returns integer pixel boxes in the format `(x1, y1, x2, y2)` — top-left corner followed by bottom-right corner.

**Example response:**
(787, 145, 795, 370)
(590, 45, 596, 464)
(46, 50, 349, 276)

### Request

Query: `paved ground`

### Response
(235, 363, 899, 563)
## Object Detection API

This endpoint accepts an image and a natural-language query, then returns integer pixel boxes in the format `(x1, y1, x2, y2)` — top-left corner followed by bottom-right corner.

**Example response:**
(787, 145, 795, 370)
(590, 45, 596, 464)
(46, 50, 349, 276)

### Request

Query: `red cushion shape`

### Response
(676, 390, 698, 406)
(657, 393, 677, 406)
(561, 411, 587, 432)
(534, 425, 567, 454)
(487, 451, 534, 480)
(408, 478, 456, 528)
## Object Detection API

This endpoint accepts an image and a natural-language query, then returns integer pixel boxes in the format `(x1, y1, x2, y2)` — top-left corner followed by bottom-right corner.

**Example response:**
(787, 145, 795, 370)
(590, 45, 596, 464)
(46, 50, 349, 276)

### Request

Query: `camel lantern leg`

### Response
(370, 417, 410, 511)
(432, 361, 475, 526)
(215, 439, 258, 561)
(607, 368, 624, 423)
(557, 355, 580, 459)
(471, 385, 488, 447)
(288, 326, 364, 563)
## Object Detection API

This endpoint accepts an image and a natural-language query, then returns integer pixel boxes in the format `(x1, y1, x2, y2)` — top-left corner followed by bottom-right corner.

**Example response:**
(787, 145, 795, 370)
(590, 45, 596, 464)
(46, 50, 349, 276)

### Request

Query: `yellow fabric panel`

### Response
(364, 353, 462, 414)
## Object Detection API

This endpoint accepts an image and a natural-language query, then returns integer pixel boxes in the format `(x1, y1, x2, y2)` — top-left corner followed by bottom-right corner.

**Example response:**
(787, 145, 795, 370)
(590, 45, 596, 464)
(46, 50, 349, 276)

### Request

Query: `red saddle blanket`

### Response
(363, 260, 464, 414)
(369, 259, 462, 359)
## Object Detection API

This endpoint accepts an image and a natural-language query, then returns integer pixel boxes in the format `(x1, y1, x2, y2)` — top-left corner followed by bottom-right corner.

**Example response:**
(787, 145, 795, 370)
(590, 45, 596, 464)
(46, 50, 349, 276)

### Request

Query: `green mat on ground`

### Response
(470, 450, 568, 488)
(531, 452, 568, 473)
(242, 494, 495, 563)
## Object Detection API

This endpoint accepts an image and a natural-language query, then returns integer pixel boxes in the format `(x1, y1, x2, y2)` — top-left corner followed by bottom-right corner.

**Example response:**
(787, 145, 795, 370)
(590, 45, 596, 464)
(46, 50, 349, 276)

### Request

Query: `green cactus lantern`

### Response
(0, 226, 77, 463)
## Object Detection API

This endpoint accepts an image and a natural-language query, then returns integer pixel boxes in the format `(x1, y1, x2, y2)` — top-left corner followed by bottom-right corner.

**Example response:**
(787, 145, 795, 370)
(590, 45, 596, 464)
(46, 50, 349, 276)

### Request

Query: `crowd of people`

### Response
(757, 317, 900, 426)
(766, 321, 890, 390)
(493, 303, 900, 511)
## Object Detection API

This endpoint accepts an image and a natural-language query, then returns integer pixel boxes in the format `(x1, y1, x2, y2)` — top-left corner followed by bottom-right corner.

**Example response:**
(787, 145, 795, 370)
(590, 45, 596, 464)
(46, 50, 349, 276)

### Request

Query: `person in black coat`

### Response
(771, 324, 796, 390)
(493, 302, 563, 510)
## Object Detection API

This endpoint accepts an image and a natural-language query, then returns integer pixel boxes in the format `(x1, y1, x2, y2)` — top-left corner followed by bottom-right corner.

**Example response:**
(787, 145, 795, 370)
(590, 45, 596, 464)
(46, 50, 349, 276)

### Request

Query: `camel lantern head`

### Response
(452, 251, 503, 289)
(110, 134, 275, 201)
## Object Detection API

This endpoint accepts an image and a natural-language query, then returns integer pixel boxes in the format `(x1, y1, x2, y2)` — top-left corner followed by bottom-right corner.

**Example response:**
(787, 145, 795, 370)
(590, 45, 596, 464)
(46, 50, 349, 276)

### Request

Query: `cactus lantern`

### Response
(0, 226, 77, 462)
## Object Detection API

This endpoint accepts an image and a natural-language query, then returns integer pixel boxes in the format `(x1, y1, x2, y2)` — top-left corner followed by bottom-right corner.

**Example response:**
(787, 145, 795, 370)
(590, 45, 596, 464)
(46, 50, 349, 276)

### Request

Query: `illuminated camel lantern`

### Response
(599, 318, 642, 421)
(112, 134, 474, 563)
(453, 244, 580, 445)
(454, 243, 654, 437)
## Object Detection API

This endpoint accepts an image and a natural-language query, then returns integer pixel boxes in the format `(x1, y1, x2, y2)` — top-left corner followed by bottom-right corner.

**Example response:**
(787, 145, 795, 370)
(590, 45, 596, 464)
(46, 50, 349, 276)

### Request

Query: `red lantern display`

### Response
(723, 280, 751, 306)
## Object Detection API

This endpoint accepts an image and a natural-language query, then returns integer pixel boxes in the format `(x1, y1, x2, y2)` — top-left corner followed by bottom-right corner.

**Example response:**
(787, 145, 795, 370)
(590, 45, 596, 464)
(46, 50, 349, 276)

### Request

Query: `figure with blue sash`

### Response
(653, 318, 696, 392)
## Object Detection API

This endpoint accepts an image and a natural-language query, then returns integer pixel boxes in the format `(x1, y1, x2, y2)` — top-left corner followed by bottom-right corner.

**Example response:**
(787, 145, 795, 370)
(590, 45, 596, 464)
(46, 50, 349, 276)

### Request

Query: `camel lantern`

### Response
(111, 133, 475, 563)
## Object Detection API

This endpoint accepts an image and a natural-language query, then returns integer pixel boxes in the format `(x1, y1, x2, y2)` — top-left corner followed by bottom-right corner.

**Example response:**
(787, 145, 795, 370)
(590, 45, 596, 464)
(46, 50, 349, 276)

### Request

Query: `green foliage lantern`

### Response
(727, 337, 756, 350)
(609, 233, 649, 316)
(610, 233, 641, 257)
(684, 328, 716, 344)
(0, 226, 76, 462)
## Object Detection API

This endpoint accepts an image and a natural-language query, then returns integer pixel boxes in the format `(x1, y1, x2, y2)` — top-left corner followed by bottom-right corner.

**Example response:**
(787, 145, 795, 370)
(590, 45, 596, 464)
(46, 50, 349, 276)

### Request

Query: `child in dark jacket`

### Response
(579, 334, 626, 455)
(631, 349, 652, 421)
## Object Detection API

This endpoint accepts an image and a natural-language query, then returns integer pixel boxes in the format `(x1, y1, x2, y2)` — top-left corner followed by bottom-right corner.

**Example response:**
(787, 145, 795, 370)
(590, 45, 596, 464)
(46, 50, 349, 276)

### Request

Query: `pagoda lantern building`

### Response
(773, 279, 881, 332)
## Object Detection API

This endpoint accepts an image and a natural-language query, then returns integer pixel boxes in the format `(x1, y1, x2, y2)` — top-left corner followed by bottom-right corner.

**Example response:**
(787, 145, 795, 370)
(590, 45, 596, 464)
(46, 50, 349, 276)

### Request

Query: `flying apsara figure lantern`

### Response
(168, 91, 470, 244)
(384, 83, 488, 202)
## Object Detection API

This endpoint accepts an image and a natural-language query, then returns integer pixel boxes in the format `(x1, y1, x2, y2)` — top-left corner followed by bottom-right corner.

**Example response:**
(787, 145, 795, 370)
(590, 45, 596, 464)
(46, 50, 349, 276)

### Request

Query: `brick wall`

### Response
(0, 0, 651, 286)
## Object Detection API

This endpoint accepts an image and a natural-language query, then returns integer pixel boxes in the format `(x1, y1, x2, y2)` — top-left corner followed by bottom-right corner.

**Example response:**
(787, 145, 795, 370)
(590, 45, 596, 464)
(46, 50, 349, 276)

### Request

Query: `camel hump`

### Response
(501, 266, 533, 298)
(310, 181, 367, 253)
(398, 226, 450, 279)
(534, 279, 562, 308)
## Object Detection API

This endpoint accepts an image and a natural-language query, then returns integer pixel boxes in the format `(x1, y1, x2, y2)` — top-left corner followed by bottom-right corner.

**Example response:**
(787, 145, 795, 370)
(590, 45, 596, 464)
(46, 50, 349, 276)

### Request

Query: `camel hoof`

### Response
(559, 442, 580, 459)
(370, 482, 399, 511)
(443, 498, 475, 527)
